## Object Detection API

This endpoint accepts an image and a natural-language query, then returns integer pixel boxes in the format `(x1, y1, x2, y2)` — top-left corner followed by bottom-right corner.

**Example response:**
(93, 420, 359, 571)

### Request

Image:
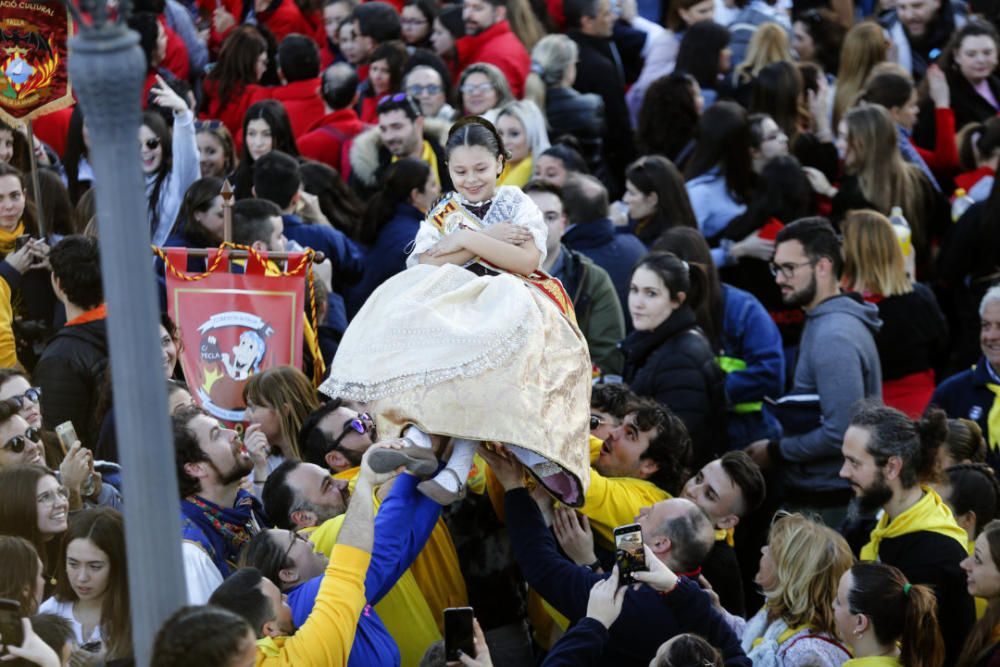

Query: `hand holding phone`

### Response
(444, 607, 475, 662)
(0, 598, 23, 654)
(613, 523, 647, 585)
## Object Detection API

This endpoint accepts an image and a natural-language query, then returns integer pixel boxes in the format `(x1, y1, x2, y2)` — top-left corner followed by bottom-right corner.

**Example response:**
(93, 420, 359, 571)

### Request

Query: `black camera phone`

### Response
(614, 523, 648, 585)
(0, 598, 23, 653)
(444, 606, 475, 661)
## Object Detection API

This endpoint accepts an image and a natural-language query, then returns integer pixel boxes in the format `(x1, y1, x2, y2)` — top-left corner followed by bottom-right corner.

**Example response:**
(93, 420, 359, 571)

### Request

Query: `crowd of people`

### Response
(3, 0, 1000, 663)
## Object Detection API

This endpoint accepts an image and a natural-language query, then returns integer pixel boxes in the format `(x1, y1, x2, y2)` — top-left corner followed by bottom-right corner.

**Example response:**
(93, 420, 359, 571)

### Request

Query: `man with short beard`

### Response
(839, 402, 973, 665)
(173, 406, 267, 603)
(299, 399, 378, 475)
(744, 218, 881, 525)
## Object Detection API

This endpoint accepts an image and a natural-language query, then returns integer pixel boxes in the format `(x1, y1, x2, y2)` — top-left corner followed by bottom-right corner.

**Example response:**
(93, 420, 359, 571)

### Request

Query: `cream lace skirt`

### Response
(322, 263, 592, 502)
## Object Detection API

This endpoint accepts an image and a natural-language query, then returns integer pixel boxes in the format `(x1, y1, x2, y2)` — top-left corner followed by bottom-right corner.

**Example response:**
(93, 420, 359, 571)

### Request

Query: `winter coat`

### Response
(562, 218, 647, 320)
(347, 117, 453, 201)
(545, 87, 606, 177)
(622, 305, 727, 464)
(454, 20, 530, 98)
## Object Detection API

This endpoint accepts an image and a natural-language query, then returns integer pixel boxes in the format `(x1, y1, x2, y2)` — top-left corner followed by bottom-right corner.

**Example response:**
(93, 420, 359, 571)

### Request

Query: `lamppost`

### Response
(61, 1, 187, 662)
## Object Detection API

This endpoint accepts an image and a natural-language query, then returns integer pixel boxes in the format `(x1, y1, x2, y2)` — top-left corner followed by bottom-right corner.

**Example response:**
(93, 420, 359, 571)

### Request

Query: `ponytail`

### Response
(900, 582, 945, 667)
(848, 562, 944, 667)
(633, 251, 707, 312)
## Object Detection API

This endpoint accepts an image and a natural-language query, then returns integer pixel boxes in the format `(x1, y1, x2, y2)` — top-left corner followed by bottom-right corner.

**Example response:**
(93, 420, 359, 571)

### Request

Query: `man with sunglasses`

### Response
(300, 400, 377, 475)
(347, 94, 452, 201)
(744, 217, 881, 526)
(247, 442, 444, 666)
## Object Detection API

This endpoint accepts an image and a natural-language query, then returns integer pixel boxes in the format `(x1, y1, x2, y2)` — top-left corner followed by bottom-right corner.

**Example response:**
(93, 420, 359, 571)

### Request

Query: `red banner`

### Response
(0, 0, 74, 125)
(166, 249, 306, 425)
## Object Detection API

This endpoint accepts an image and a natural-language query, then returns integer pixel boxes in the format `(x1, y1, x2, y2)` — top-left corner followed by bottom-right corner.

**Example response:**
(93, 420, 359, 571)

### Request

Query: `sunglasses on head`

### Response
(3, 427, 40, 454)
(143, 138, 161, 151)
(195, 119, 223, 131)
(377, 93, 422, 118)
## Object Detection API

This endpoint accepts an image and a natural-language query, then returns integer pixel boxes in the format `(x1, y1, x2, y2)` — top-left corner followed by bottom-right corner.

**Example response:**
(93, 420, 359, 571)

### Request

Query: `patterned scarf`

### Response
(181, 490, 263, 576)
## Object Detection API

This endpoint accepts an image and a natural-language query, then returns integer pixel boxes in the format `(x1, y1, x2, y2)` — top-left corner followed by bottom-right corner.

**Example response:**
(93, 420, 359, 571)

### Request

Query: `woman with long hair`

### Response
(841, 210, 947, 416)
(300, 161, 366, 239)
(357, 40, 409, 124)
(636, 73, 702, 168)
(831, 105, 936, 273)
(0, 119, 33, 173)
(201, 26, 272, 139)
(622, 251, 727, 464)
(349, 158, 439, 314)
(496, 100, 550, 188)
(0, 371, 61, 470)
(931, 22, 1000, 137)
(243, 365, 321, 478)
(400, 0, 435, 49)
(231, 100, 299, 200)
(0, 162, 41, 256)
(622, 156, 697, 247)
(835, 562, 944, 667)
(833, 21, 889, 129)
(40, 508, 131, 661)
(732, 23, 793, 101)
(526, 35, 605, 177)
(430, 5, 464, 80)
(168, 177, 226, 249)
(685, 101, 754, 267)
(750, 61, 808, 145)
(0, 536, 45, 617)
(0, 464, 70, 591)
(721, 513, 853, 665)
(959, 520, 1000, 666)
(142, 79, 201, 246)
(954, 116, 1000, 201)
(656, 228, 783, 448)
(457, 63, 514, 121)
(792, 8, 846, 76)
(626, 0, 715, 125)
(675, 21, 732, 108)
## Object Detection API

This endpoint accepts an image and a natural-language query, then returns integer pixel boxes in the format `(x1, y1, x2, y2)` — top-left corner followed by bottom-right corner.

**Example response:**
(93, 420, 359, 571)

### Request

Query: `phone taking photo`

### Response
(444, 607, 475, 661)
(14, 235, 30, 252)
(0, 598, 23, 654)
(614, 523, 647, 585)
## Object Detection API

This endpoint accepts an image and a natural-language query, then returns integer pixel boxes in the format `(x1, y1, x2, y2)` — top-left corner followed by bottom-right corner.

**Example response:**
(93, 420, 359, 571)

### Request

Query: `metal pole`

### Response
(24, 120, 45, 240)
(65, 10, 187, 665)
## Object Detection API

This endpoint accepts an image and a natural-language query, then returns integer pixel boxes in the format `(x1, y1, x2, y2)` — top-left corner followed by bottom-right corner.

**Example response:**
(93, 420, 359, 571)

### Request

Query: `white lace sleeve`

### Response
(405, 216, 444, 268)
(497, 186, 548, 268)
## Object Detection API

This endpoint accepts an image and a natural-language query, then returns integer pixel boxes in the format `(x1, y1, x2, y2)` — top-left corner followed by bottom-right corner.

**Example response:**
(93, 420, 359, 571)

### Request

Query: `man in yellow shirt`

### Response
(208, 443, 392, 666)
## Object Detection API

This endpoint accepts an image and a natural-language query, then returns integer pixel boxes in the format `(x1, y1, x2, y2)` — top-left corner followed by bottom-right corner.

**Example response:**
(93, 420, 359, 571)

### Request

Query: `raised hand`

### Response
(585, 566, 627, 629)
(553, 507, 598, 566)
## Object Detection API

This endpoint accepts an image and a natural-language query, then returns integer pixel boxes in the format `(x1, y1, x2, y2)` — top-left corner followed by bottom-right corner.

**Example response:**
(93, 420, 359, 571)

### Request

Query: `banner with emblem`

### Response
(0, 0, 74, 125)
(164, 248, 308, 426)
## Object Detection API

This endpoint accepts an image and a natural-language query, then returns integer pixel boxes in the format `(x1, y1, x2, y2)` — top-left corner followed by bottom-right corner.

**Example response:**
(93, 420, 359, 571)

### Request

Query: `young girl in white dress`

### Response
(321, 116, 592, 505)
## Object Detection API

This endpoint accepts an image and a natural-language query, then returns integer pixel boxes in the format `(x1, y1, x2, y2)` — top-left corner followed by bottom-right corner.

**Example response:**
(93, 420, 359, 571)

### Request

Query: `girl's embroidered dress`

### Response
(321, 186, 592, 505)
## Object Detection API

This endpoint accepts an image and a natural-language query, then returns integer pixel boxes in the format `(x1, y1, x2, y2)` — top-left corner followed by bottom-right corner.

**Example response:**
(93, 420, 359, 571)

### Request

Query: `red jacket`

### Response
(200, 79, 265, 142)
(208, 0, 321, 55)
(914, 107, 958, 174)
(455, 20, 530, 98)
(249, 78, 325, 138)
(298, 109, 367, 172)
(160, 18, 190, 82)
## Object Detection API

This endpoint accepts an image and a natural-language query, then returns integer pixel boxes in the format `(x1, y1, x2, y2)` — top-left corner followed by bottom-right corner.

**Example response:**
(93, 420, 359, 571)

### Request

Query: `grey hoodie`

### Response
(779, 293, 882, 493)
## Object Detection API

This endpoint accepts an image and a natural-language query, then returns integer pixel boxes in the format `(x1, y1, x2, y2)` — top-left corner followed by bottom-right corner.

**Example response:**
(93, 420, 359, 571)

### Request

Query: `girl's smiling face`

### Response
(448, 144, 502, 203)
(139, 125, 163, 173)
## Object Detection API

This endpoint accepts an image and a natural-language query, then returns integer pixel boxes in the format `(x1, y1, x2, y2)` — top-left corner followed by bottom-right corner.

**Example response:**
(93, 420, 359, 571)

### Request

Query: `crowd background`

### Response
(5, 0, 1000, 663)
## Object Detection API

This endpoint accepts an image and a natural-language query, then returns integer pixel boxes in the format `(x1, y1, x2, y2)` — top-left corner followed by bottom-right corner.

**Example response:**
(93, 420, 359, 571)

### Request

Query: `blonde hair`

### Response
(833, 21, 888, 128)
(844, 104, 929, 254)
(762, 513, 854, 634)
(842, 210, 914, 297)
(243, 365, 320, 459)
(497, 99, 551, 161)
(525, 34, 579, 110)
(734, 23, 791, 84)
(505, 0, 546, 51)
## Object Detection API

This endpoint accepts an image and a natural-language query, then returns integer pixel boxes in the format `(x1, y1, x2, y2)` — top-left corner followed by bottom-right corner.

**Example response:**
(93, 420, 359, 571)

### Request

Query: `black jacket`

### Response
(843, 517, 975, 666)
(545, 87, 605, 178)
(622, 305, 727, 465)
(870, 283, 948, 381)
(567, 30, 636, 196)
(34, 319, 109, 449)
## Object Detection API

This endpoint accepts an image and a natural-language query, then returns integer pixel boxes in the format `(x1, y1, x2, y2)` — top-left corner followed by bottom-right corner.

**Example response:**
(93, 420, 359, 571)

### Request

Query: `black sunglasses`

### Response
(8, 387, 41, 410)
(3, 427, 41, 453)
(143, 138, 161, 150)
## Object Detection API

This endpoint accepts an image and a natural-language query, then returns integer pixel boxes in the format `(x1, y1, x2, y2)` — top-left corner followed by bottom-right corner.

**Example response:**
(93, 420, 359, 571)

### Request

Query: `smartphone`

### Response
(54, 421, 78, 452)
(0, 598, 23, 653)
(14, 235, 30, 252)
(614, 523, 647, 585)
(444, 607, 475, 661)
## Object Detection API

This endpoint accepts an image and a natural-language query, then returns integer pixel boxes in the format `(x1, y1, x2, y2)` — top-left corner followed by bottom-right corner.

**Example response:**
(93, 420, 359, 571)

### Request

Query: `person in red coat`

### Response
(455, 0, 530, 98)
(208, 0, 321, 54)
(250, 34, 326, 138)
(299, 63, 369, 172)
(200, 26, 270, 140)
